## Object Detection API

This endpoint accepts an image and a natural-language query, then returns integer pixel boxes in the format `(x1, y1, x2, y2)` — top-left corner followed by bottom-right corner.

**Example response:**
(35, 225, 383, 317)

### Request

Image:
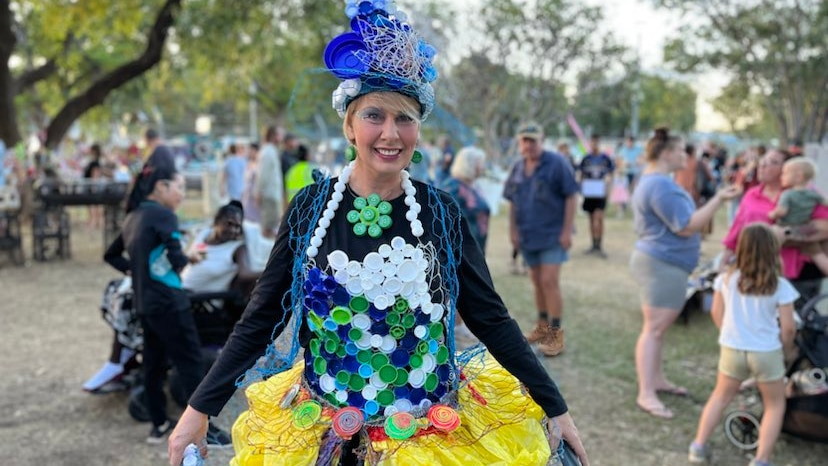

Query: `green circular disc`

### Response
(378, 365, 398, 384)
(429, 322, 444, 340)
(401, 314, 416, 329)
(335, 345, 347, 358)
(346, 210, 361, 224)
(336, 370, 351, 386)
(353, 197, 367, 210)
(386, 312, 400, 326)
(378, 215, 392, 229)
(377, 201, 392, 215)
(367, 193, 381, 207)
(349, 295, 369, 313)
(371, 353, 389, 371)
(324, 339, 338, 354)
(353, 223, 368, 236)
(416, 341, 429, 355)
(357, 350, 372, 364)
(390, 326, 405, 339)
(331, 306, 352, 325)
(360, 206, 378, 222)
(424, 373, 439, 392)
(376, 389, 395, 406)
(309, 338, 321, 357)
(349, 373, 366, 391)
(367, 223, 383, 238)
(436, 345, 449, 364)
(411, 150, 423, 164)
(394, 298, 409, 313)
(313, 357, 327, 375)
(409, 354, 423, 368)
(348, 327, 363, 342)
(394, 368, 408, 386)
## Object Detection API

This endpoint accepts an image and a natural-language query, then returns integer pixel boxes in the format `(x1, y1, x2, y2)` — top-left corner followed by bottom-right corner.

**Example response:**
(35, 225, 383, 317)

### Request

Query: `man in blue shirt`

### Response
(578, 135, 615, 257)
(504, 122, 579, 356)
(618, 136, 643, 191)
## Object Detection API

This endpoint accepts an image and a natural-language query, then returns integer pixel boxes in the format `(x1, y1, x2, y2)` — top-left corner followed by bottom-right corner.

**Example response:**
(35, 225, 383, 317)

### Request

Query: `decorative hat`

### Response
(325, 0, 438, 120)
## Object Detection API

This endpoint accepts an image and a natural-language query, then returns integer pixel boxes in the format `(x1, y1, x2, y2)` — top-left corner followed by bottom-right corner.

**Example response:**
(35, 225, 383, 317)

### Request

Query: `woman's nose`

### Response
(380, 118, 400, 139)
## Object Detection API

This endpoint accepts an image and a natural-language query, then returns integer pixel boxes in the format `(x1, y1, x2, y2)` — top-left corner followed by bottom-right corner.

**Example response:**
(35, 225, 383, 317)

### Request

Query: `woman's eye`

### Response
(396, 114, 416, 124)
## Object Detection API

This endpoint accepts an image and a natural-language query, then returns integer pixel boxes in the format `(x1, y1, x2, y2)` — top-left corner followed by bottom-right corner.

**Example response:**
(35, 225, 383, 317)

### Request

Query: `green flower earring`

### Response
(345, 145, 357, 162)
(411, 150, 423, 164)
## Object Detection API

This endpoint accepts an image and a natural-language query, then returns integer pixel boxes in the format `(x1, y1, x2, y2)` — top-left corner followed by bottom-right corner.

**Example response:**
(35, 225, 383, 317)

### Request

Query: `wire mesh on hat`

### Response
(325, 1, 438, 120)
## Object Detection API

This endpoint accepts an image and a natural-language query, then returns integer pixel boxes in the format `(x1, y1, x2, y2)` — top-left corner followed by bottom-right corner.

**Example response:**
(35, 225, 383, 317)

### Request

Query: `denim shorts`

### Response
(521, 244, 569, 267)
(719, 346, 786, 382)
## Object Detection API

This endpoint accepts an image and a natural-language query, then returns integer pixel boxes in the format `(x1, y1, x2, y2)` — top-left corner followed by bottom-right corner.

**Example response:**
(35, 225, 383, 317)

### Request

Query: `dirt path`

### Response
(1, 206, 825, 465)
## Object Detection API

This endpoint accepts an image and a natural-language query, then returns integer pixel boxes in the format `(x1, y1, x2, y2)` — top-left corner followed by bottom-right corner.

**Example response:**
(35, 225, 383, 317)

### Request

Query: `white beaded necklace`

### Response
(306, 161, 424, 259)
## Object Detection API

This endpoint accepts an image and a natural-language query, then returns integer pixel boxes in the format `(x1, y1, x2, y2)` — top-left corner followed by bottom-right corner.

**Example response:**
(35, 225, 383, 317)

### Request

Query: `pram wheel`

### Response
(128, 385, 151, 423)
(724, 410, 760, 450)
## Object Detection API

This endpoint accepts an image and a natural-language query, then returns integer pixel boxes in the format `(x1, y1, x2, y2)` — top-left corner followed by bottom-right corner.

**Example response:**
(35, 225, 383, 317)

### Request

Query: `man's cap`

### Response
(517, 121, 543, 140)
(145, 128, 159, 140)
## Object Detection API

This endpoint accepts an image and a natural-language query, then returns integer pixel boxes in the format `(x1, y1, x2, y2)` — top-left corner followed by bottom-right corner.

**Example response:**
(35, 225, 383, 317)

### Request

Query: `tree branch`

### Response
(44, 0, 182, 149)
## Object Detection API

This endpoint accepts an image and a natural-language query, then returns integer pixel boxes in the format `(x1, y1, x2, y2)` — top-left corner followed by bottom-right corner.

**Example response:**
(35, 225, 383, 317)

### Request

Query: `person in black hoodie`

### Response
(104, 166, 206, 444)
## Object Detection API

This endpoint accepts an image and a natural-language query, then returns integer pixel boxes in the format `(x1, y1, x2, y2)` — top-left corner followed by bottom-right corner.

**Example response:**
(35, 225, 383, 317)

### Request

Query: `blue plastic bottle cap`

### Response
(324, 33, 369, 79)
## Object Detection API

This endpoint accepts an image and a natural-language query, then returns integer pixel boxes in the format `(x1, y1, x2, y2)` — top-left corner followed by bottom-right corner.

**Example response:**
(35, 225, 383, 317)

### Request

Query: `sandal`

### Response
(657, 385, 689, 397)
(636, 402, 674, 419)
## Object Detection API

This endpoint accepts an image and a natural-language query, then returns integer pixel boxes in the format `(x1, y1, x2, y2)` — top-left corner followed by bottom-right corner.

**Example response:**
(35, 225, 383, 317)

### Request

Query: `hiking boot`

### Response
(206, 422, 232, 449)
(524, 321, 552, 344)
(146, 419, 176, 444)
(688, 442, 711, 464)
(538, 327, 565, 357)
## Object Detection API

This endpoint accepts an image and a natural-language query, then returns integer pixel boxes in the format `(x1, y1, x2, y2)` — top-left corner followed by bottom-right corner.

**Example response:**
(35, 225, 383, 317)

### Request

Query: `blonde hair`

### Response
(784, 157, 817, 182)
(450, 146, 486, 181)
(342, 92, 421, 144)
(732, 223, 780, 295)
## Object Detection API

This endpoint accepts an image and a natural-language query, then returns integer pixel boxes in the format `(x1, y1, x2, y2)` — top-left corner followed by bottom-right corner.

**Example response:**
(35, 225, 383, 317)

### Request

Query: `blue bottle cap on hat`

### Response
(358, 364, 373, 378)
(364, 400, 379, 416)
(390, 348, 409, 367)
(409, 388, 426, 403)
(324, 33, 369, 80)
(343, 355, 360, 372)
(393, 386, 410, 399)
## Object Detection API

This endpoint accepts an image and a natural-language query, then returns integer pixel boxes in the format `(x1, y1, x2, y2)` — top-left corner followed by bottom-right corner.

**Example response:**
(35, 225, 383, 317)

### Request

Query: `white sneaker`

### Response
(82, 362, 124, 391)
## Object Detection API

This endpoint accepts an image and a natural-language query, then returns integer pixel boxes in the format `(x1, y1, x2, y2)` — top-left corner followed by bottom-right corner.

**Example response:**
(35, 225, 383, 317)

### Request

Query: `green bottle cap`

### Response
(436, 345, 449, 364)
(335, 345, 347, 358)
(394, 297, 409, 313)
(367, 193, 381, 207)
(349, 295, 369, 313)
(360, 206, 377, 222)
(368, 223, 382, 238)
(346, 210, 360, 224)
(379, 365, 398, 384)
(348, 327, 363, 341)
(313, 357, 327, 375)
(353, 223, 367, 236)
(386, 312, 400, 326)
(394, 368, 409, 386)
(309, 338, 321, 357)
(336, 370, 351, 386)
(357, 350, 372, 364)
(353, 197, 367, 210)
(331, 306, 352, 325)
(409, 354, 423, 368)
(390, 326, 405, 339)
(378, 215, 392, 229)
(349, 373, 366, 391)
(429, 322, 444, 340)
(378, 201, 392, 215)
(376, 389, 395, 406)
(371, 353, 389, 371)
(416, 341, 429, 355)
(324, 339, 338, 354)
(401, 313, 416, 329)
(424, 373, 439, 392)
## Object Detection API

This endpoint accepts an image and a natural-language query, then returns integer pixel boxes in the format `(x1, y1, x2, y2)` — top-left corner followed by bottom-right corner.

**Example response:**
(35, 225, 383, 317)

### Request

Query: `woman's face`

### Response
(757, 150, 785, 184)
(664, 141, 686, 172)
(345, 93, 420, 180)
(214, 211, 243, 243)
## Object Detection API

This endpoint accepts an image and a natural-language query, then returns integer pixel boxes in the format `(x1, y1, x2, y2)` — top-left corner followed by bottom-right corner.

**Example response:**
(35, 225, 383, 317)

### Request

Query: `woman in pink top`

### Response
(721, 149, 828, 287)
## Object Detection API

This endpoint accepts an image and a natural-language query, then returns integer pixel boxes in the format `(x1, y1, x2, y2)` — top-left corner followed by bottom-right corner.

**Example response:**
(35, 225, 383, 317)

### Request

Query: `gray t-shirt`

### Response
(777, 188, 824, 226)
(632, 173, 699, 272)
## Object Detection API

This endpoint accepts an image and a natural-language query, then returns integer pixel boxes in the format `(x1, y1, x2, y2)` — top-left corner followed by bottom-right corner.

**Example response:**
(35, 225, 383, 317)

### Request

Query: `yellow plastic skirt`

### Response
(230, 352, 551, 466)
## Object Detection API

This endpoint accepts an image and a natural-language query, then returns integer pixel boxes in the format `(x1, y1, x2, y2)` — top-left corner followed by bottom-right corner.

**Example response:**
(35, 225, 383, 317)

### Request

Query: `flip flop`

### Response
(636, 402, 674, 419)
(657, 386, 689, 397)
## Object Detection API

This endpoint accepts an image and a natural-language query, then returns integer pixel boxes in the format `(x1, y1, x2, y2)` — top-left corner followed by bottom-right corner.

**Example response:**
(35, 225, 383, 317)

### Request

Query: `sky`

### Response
(448, 0, 730, 132)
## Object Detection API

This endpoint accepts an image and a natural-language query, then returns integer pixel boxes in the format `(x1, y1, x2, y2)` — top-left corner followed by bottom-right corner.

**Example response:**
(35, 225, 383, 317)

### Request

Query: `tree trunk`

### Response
(0, 0, 21, 147)
(43, 0, 181, 149)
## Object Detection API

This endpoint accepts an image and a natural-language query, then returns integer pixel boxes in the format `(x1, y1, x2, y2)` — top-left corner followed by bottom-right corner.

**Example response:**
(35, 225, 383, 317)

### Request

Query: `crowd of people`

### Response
(4, 4, 826, 466)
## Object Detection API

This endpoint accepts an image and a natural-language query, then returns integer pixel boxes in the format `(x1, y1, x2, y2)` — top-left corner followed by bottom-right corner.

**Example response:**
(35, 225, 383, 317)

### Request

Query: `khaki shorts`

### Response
(718, 346, 786, 382)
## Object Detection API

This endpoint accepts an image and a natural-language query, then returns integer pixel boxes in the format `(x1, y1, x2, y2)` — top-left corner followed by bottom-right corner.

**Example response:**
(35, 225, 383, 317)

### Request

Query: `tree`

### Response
(655, 0, 828, 144)
(2, 0, 181, 149)
(444, 0, 626, 161)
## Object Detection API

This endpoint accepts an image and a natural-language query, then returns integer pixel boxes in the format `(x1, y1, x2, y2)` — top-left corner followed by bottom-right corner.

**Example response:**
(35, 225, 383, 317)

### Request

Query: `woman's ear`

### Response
(345, 123, 355, 144)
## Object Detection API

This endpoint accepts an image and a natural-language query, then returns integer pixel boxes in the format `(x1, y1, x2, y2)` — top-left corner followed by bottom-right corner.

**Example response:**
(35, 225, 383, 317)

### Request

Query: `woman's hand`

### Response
(168, 406, 210, 466)
(547, 412, 590, 466)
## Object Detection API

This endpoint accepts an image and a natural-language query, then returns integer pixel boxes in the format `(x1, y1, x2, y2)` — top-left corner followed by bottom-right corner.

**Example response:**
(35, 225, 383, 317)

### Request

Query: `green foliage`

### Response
(653, 0, 828, 143)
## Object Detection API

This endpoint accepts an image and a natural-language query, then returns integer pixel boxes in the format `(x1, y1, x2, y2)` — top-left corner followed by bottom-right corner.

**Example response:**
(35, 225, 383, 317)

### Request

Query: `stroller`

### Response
(723, 291, 828, 449)
(99, 276, 247, 422)
(680, 254, 720, 325)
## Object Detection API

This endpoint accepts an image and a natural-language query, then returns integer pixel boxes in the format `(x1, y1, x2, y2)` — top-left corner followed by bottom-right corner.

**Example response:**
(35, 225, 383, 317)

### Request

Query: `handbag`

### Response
(549, 439, 582, 466)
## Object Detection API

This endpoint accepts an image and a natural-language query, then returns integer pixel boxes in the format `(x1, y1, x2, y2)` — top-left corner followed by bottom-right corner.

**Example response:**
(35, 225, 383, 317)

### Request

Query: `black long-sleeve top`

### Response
(104, 200, 190, 314)
(189, 180, 568, 418)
